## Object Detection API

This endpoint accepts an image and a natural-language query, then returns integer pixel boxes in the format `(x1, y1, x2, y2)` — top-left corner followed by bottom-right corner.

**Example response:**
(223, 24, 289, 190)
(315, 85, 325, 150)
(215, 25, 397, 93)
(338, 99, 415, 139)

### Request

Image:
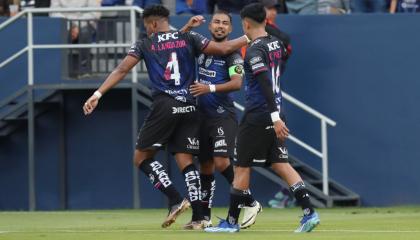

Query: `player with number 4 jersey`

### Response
(82, 5, 249, 230)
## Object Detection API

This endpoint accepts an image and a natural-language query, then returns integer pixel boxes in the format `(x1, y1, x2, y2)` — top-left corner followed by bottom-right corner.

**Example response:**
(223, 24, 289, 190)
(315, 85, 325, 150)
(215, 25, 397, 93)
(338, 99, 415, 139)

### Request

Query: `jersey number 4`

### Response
(164, 52, 181, 86)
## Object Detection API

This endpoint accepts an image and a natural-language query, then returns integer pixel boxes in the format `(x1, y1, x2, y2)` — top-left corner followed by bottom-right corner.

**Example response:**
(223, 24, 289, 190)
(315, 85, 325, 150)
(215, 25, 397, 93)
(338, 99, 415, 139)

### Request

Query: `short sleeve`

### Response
(186, 31, 210, 56)
(226, 51, 244, 76)
(246, 47, 268, 75)
(127, 41, 143, 59)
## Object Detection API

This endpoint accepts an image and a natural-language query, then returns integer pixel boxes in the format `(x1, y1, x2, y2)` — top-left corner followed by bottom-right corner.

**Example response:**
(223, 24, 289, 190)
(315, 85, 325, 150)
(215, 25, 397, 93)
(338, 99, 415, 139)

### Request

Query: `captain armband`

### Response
(229, 64, 244, 77)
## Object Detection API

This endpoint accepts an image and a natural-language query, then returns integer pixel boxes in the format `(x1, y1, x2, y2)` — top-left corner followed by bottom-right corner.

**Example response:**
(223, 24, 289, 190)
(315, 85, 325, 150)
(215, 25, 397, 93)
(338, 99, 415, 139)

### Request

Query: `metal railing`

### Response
(0, 7, 337, 210)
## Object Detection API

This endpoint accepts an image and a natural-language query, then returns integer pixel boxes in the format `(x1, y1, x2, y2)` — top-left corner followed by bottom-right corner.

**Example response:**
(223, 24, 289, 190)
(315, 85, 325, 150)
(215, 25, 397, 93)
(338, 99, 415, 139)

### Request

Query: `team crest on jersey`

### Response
(205, 56, 213, 68)
(198, 54, 205, 65)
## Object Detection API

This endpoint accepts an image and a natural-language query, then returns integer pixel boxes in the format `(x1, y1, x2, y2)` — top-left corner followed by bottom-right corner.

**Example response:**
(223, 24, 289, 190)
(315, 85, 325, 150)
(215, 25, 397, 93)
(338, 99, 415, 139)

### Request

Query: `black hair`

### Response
(240, 3, 266, 23)
(212, 10, 232, 23)
(142, 4, 170, 19)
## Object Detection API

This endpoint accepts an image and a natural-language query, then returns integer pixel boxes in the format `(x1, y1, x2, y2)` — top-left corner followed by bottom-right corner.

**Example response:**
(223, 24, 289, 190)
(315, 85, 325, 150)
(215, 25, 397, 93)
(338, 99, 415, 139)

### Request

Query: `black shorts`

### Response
(234, 114, 289, 167)
(136, 94, 200, 154)
(198, 114, 237, 162)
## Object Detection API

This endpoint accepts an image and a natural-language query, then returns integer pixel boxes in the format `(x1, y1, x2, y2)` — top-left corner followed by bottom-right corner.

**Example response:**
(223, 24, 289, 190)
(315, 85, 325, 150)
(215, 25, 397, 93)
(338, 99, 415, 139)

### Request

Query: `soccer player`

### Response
(205, 3, 320, 233)
(82, 5, 249, 229)
(186, 10, 244, 227)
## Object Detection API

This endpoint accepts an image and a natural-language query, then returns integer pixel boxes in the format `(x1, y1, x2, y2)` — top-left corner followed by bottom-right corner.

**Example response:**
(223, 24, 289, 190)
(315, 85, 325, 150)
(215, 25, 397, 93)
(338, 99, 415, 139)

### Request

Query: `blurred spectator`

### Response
(389, 0, 420, 12)
(318, 0, 350, 14)
(176, 0, 207, 14)
(285, 0, 318, 14)
(35, 0, 50, 8)
(207, 0, 257, 14)
(132, 0, 161, 8)
(50, 0, 101, 77)
(351, 0, 387, 12)
(0, 0, 10, 16)
(261, 0, 289, 13)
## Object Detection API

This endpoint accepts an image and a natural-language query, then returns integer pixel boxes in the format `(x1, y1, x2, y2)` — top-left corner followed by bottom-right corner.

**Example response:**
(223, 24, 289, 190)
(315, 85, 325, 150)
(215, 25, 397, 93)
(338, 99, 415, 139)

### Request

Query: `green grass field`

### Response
(1, 207, 420, 240)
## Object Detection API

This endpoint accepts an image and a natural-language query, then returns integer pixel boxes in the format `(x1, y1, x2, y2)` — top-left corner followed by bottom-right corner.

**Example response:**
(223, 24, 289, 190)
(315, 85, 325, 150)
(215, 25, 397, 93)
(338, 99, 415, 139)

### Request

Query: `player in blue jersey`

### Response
(205, 3, 320, 233)
(82, 5, 249, 230)
(183, 10, 244, 227)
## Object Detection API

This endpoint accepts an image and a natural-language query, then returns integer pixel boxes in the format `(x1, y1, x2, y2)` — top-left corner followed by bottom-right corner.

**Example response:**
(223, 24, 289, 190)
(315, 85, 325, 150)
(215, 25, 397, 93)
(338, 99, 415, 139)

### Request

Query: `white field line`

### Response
(1, 229, 420, 234)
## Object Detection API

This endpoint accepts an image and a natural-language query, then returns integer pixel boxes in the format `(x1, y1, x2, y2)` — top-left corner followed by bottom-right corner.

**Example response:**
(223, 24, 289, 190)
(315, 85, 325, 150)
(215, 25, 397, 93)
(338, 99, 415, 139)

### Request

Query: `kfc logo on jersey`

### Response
(267, 41, 281, 51)
(157, 32, 179, 43)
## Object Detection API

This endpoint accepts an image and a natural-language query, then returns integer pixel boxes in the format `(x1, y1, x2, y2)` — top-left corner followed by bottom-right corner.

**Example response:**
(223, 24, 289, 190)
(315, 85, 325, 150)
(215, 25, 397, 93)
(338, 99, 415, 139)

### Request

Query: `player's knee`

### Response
(213, 157, 229, 172)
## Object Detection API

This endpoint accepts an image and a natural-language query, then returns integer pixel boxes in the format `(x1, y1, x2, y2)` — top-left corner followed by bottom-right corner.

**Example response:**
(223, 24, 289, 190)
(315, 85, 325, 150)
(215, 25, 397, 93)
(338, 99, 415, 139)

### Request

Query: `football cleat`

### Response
(161, 198, 190, 228)
(294, 211, 320, 233)
(240, 200, 262, 229)
(204, 219, 240, 233)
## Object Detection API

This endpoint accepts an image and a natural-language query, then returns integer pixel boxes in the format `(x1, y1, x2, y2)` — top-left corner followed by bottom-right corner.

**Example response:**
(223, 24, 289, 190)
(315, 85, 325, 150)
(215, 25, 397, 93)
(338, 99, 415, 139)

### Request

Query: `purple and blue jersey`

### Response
(128, 30, 209, 104)
(197, 51, 244, 118)
(244, 35, 288, 114)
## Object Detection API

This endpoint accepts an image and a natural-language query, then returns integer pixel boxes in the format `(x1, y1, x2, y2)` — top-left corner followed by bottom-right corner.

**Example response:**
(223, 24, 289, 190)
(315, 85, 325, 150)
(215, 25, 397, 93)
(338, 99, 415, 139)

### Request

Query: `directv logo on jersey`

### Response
(157, 32, 178, 42)
(199, 67, 216, 77)
(172, 105, 196, 114)
(267, 41, 281, 51)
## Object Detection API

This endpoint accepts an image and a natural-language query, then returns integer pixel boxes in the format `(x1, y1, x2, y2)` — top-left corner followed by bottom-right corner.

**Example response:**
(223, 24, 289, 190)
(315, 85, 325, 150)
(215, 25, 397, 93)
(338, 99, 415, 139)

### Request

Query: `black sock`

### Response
(200, 174, 215, 221)
(182, 164, 203, 221)
(227, 188, 253, 225)
(290, 181, 314, 216)
(139, 158, 183, 207)
(221, 164, 234, 184)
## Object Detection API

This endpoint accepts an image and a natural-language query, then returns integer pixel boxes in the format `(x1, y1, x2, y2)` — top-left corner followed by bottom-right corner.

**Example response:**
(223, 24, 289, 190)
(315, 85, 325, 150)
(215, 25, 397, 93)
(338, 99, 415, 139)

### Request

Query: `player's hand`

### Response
(273, 119, 289, 142)
(83, 95, 99, 115)
(190, 82, 211, 97)
(187, 15, 206, 29)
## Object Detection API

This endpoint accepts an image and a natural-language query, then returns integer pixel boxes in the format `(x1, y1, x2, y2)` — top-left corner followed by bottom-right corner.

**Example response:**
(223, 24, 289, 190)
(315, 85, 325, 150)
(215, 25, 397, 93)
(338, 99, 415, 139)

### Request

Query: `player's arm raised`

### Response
(83, 55, 139, 115)
(203, 36, 249, 56)
(181, 15, 249, 56)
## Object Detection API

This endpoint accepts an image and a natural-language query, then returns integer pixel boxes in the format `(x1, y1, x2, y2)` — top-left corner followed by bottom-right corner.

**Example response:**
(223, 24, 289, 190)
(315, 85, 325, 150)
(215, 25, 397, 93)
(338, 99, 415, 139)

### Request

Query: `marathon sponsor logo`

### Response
(249, 56, 262, 65)
(267, 41, 281, 51)
(214, 139, 227, 148)
(172, 105, 196, 114)
(199, 67, 216, 77)
(165, 89, 188, 95)
(175, 96, 187, 102)
(252, 63, 265, 70)
(187, 137, 199, 150)
(151, 40, 187, 51)
(216, 106, 225, 114)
